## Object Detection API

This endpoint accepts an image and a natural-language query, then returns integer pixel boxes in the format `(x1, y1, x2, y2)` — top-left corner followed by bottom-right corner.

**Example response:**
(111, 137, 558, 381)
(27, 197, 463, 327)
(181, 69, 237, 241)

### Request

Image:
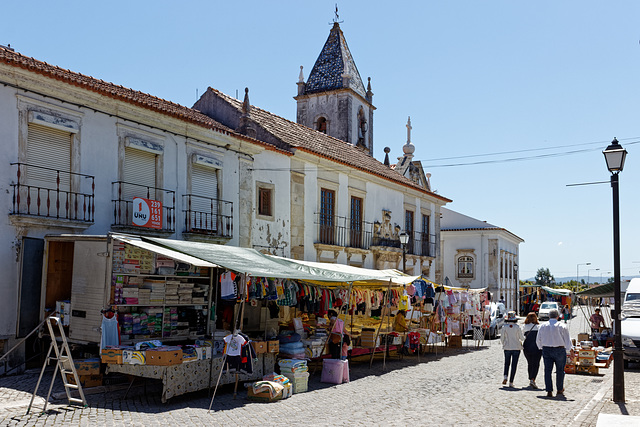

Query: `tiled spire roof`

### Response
(304, 23, 366, 98)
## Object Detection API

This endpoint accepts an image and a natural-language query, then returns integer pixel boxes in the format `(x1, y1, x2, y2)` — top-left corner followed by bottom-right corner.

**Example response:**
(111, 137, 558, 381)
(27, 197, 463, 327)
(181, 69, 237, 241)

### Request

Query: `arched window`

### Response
(457, 256, 474, 279)
(317, 117, 327, 134)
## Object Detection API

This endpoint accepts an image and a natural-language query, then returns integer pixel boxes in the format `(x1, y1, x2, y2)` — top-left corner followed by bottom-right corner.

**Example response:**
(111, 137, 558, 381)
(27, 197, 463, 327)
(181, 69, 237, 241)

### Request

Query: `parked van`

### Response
(484, 302, 507, 339)
(622, 278, 640, 367)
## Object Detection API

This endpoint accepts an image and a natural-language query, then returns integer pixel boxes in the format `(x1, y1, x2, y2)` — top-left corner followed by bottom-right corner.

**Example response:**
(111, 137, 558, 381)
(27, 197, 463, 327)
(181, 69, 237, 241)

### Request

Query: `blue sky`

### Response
(4, 1, 640, 281)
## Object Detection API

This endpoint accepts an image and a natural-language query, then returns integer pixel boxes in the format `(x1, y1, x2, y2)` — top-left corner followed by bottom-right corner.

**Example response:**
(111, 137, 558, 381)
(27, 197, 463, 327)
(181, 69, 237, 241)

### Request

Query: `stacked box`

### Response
(74, 358, 101, 376)
(578, 349, 596, 367)
(360, 329, 379, 348)
(282, 371, 309, 394)
(252, 341, 267, 354)
(146, 348, 183, 366)
(65, 373, 103, 388)
(101, 347, 124, 364)
(178, 282, 194, 304)
(165, 281, 180, 305)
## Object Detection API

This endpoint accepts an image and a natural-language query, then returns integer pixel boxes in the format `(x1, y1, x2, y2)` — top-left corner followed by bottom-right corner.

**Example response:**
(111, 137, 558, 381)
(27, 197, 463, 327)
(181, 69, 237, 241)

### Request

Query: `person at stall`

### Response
(589, 308, 606, 333)
(523, 312, 542, 389)
(531, 301, 539, 314)
(562, 305, 571, 323)
(393, 309, 410, 332)
(328, 309, 345, 359)
(501, 311, 524, 388)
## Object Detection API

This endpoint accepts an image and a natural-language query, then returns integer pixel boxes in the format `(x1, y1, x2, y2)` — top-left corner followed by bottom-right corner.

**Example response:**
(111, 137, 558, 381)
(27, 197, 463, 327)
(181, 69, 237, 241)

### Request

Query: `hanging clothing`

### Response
(224, 334, 246, 356)
(220, 271, 237, 300)
(100, 314, 120, 350)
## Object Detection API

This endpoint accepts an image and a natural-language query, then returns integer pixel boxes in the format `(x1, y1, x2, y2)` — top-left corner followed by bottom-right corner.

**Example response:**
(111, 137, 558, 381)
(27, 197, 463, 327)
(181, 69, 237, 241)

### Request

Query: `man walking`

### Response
(536, 309, 573, 397)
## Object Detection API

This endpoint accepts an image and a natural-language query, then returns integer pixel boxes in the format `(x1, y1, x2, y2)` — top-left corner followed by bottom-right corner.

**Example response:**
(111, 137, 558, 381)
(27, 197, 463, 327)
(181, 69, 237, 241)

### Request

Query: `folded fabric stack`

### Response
(278, 332, 305, 359)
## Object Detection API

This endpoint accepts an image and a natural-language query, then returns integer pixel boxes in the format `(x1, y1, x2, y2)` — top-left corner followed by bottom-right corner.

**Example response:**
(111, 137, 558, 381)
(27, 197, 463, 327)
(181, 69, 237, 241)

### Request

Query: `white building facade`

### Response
(440, 208, 524, 312)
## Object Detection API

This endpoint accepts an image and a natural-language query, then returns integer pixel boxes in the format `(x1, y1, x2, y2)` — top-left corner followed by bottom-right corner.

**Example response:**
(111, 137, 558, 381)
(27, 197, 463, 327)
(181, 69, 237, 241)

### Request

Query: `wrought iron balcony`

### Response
(112, 181, 175, 232)
(315, 213, 373, 249)
(10, 162, 95, 222)
(183, 194, 233, 238)
(404, 231, 437, 257)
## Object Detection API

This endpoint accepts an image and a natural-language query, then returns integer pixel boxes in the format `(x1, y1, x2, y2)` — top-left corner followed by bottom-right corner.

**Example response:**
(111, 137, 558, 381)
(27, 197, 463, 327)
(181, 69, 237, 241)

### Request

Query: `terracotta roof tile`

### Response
(0, 47, 234, 133)
(209, 87, 451, 201)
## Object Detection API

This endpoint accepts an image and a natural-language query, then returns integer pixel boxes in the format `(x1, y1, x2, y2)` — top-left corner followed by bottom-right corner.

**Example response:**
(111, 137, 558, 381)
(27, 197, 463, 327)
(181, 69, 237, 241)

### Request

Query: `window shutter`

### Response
(123, 147, 156, 201)
(26, 123, 72, 191)
(190, 164, 218, 229)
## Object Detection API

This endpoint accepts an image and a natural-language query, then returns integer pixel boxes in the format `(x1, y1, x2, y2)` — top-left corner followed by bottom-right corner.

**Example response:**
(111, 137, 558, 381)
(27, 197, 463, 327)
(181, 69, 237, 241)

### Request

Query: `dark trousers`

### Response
(542, 346, 567, 393)
(503, 350, 520, 382)
(524, 351, 542, 380)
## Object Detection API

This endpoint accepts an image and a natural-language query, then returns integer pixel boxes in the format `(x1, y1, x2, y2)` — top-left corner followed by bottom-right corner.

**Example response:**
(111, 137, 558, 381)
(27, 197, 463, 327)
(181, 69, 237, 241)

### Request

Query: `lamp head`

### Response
(603, 137, 627, 173)
(399, 232, 409, 245)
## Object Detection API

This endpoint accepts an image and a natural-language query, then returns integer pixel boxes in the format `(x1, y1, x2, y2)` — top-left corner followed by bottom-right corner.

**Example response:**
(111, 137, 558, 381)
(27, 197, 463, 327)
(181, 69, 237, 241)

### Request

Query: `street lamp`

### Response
(603, 137, 627, 403)
(576, 262, 591, 292)
(601, 271, 611, 283)
(587, 268, 600, 286)
(399, 231, 409, 273)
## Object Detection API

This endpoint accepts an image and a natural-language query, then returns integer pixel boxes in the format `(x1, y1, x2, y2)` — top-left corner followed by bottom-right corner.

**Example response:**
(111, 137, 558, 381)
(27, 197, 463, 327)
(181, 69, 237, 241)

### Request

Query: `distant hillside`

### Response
(524, 275, 639, 284)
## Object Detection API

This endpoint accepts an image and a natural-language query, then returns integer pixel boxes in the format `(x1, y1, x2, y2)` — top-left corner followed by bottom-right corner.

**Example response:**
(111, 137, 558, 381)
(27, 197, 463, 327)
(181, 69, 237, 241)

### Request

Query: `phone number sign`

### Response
(132, 197, 162, 229)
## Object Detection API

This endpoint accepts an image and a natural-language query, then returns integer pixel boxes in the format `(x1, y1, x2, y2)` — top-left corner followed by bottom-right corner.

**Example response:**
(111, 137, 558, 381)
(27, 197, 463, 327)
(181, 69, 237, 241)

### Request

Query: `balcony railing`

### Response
(112, 181, 175, 232)
(10, 162, 95, 222)
(315, 213, 373, 249)
(405, 231, 437, 257)
(183, 194, 233, 238)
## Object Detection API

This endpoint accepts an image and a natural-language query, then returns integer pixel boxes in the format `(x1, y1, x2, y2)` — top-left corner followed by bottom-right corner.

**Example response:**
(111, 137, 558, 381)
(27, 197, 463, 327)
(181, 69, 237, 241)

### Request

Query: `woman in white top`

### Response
(500, 311, 524, 387)
(522, 312, 543, 389)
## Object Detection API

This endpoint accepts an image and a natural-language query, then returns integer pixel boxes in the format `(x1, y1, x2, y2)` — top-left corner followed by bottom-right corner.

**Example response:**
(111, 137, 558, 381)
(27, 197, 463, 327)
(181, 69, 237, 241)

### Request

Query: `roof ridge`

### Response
(0, 47, 233, 133)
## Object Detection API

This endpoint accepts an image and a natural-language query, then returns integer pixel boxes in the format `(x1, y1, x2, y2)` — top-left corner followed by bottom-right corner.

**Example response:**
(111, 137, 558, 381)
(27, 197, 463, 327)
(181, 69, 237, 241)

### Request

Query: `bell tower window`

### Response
(357, 107, 367, 147)
(317, 117, 327, 134)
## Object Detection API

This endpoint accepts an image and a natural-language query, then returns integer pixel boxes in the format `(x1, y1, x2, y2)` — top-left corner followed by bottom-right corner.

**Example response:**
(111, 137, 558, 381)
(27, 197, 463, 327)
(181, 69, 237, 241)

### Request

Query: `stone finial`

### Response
(383, 146, 391, 166)
(366, 77, 373, 102)
(298, 65, 304, 83)
(403, 116, 415, 155)
(242, 87, 251, 115)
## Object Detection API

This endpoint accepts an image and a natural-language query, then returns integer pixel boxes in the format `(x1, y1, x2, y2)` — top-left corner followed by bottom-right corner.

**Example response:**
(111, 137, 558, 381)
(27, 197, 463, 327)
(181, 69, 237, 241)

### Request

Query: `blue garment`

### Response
(503, 349, 520, 383)
(100, 315, 119, 350)
(542, 346, 567, 393)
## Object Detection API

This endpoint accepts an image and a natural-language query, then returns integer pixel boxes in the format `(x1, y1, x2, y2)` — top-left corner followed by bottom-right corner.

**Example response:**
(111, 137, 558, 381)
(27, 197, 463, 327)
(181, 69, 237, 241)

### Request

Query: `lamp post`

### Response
(576, 262, 591, 292)
(601, 271, 611, 283)
(603, 137, 627, 403)
(587, 268, 600, 286)
(399, 231, 409, 273)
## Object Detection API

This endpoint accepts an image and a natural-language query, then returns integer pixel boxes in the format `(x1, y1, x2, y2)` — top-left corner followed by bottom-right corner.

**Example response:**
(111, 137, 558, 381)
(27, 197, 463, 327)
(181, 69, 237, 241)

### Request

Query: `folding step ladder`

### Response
(27, 316, 87, 414)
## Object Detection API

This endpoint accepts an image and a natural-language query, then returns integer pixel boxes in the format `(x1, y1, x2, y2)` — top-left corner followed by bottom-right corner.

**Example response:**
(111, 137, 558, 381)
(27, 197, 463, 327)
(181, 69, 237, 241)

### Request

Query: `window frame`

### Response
(255, 181, 275, 221)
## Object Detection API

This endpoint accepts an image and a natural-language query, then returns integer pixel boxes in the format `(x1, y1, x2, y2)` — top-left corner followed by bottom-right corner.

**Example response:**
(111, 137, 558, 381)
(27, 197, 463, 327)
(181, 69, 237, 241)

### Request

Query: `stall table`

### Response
(106, 353, 275, 402)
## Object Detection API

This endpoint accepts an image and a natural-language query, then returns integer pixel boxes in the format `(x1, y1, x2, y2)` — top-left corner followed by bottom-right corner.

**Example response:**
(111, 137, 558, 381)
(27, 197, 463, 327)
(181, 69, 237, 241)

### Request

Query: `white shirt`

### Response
(501, 322, 524, 350)
(223, 334, 246, 356)
(536, 319, 572, 351)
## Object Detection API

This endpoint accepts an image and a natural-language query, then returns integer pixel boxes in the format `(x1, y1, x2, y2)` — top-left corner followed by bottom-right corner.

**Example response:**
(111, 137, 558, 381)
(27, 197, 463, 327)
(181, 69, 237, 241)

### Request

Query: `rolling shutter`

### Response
(26, 123, 72, 191)
(123, 147, 156, 201)
(190, 164, 218, 230)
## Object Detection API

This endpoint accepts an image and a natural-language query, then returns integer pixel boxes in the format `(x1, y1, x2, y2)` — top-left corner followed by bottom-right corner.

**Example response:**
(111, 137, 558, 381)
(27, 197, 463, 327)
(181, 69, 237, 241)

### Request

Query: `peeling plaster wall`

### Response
(251, 151, 290, 254)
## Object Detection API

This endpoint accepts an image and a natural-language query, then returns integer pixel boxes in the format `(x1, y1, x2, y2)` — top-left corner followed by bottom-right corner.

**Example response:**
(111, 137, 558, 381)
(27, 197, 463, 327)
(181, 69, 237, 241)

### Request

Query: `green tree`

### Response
(535, 267, 555, 286)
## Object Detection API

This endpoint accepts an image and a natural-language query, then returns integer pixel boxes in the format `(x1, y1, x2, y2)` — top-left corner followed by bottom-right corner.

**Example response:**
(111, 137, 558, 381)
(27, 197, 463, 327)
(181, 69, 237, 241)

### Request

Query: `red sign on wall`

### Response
(132, 197, 162, 229)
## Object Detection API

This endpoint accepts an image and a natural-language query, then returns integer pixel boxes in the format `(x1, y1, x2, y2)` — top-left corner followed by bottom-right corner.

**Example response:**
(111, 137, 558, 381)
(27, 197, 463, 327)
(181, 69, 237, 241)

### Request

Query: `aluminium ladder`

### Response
(27, 316, 87, 414)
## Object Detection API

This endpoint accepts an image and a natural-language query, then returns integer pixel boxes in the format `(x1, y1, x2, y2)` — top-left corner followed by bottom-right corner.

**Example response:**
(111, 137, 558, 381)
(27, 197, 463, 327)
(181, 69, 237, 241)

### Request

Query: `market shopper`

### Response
(562, 305, 571, 323)
(500, 311, 524, 388)
(536, 309, 573, 397)
(522, 312, 542, 389)
(328, 309, 344, 359)
(589, 308, 606, 333)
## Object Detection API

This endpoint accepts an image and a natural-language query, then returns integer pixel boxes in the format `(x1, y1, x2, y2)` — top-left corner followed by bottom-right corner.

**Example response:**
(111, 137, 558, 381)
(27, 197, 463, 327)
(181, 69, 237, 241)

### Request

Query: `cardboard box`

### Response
(101, 348, 124, 364)
(448, 335, 462, 348)
(146, 349, 183, 366)
(74, 358, 101, 376)
(247, 384, 285, 402)
(252, 341, 268, 354)
(564, 364, 576, 374)
(65, 373, 103, 388)
(579, 358, 595, 367)
(268, 340, 279, 353)
(123, 350, 146, 365)
(579, 349, 596, 358)
(577, 333, 590, 343)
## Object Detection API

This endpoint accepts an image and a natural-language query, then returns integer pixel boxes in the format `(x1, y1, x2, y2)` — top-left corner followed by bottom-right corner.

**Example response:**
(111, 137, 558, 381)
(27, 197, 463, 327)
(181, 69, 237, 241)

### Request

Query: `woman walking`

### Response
(523, 312, 543, 389)
(501, 311, 524, 388)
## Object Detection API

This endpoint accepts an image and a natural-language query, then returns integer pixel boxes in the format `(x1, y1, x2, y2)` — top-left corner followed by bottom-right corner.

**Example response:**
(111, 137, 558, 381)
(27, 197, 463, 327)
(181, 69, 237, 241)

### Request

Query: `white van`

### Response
(484, 302, 507, 339)
(622, 278, 640, 367)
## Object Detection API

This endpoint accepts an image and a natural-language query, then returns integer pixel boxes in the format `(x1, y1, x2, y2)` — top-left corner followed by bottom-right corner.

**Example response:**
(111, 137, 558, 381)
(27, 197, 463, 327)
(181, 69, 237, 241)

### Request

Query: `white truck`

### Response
(622, 278, 640, 368)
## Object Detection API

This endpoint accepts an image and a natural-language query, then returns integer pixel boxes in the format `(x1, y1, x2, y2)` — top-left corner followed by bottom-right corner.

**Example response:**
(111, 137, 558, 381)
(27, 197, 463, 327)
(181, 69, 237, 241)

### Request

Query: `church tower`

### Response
(295, 22, 376, 155)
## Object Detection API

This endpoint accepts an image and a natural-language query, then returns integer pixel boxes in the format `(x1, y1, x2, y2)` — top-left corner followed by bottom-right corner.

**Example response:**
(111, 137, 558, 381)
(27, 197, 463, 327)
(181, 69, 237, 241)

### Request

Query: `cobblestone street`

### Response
(1, 311, 637, 426)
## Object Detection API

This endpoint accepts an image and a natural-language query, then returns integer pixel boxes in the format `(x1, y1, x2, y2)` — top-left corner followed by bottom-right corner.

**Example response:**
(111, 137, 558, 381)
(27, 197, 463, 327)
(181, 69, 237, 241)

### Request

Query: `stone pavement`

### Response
(0, 308, 638, 426)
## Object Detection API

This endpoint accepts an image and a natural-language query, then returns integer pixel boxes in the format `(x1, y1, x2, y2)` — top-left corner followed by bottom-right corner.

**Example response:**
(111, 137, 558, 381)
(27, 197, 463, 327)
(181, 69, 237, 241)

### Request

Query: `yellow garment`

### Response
(393, 314, 409, 332)
(398, 295, 409, 311)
